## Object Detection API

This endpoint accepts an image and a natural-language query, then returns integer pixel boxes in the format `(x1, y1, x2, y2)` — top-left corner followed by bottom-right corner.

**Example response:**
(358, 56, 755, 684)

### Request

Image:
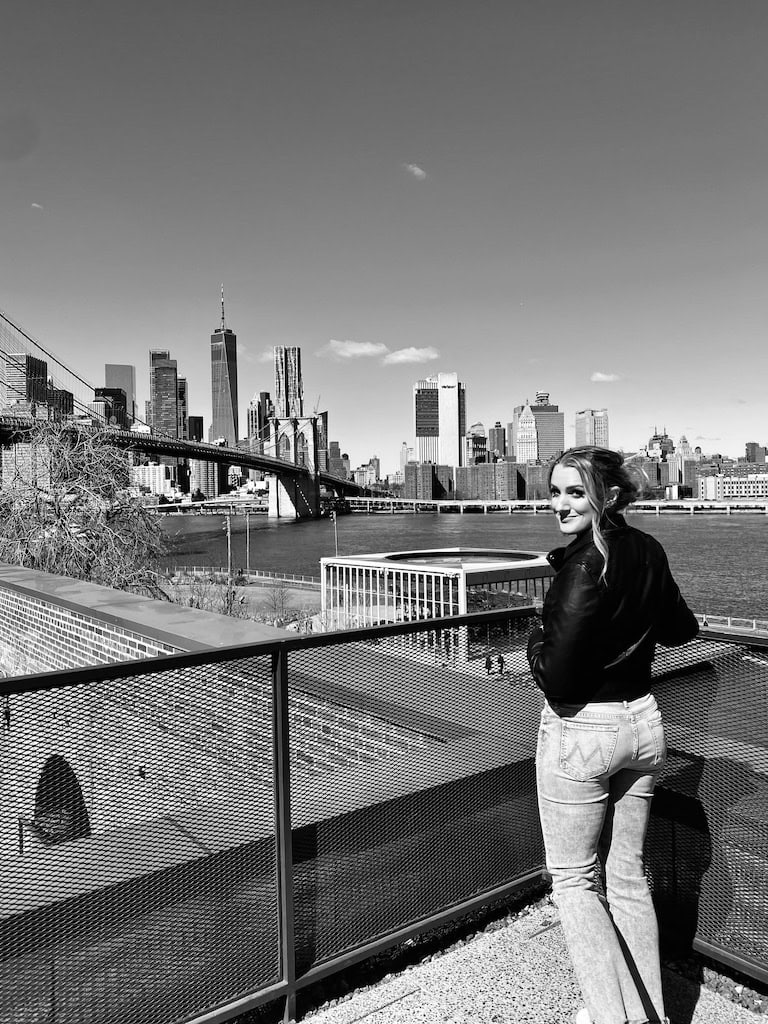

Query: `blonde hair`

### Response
(549, 446, 646, 581)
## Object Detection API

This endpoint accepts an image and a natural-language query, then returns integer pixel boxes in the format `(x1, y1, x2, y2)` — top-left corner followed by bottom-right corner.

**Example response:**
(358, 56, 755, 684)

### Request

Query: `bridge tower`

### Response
(264, 416, 322, 519)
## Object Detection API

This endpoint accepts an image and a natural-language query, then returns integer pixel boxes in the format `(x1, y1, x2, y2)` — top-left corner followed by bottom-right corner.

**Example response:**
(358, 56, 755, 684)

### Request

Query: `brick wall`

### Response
(0, 584, 182, 677)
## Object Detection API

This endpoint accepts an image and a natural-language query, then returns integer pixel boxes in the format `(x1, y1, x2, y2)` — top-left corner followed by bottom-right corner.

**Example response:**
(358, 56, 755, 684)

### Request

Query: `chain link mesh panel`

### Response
(0, 653, 279, 1024)
(287, 610, 545, 971)
(647, 637, 768, 976)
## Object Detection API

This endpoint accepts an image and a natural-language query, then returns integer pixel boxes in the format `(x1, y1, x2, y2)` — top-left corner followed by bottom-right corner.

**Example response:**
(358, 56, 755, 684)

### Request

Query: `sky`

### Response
(2, 0, 767, 474)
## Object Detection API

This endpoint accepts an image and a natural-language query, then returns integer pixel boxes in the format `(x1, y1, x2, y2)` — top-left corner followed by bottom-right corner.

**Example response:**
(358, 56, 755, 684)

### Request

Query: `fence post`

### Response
(274, 647, 297, 1023)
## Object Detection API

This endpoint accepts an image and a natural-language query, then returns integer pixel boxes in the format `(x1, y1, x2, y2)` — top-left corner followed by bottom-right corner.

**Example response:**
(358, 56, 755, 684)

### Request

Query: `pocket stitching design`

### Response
(559, 721, 619, 781)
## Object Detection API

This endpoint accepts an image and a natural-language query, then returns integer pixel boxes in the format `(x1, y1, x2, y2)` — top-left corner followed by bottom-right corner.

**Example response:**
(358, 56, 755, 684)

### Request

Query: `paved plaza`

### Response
(303, 900, 761, 1024)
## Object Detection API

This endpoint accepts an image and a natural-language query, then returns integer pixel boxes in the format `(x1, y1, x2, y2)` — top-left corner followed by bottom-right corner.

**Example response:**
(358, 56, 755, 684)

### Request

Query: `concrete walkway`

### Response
(302, 900, 760, 1024)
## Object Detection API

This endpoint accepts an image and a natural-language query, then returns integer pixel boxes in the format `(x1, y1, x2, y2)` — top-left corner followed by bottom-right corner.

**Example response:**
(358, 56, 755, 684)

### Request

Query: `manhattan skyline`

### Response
(2, 1, 767, 471)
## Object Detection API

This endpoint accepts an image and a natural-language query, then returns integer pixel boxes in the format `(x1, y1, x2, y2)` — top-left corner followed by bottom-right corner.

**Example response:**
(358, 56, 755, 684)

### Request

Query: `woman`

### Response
(527, 447, 698, 1024)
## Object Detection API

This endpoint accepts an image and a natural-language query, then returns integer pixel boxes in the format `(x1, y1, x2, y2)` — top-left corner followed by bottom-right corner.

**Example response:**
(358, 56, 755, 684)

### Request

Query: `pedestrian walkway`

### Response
(302, 900, 760, 1024)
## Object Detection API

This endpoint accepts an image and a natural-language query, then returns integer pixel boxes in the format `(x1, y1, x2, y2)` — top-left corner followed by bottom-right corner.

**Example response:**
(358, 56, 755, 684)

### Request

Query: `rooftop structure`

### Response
(320, 547, 552, 638)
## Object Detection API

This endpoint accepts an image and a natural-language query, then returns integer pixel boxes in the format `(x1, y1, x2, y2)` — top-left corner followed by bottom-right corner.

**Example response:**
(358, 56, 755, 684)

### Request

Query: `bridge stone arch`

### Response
(33, 754, 91, 845)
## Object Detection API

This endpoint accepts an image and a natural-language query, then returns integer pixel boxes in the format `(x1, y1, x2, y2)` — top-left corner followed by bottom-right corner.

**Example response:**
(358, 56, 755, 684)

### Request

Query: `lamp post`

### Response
(330, 509, 338, 556)
(245, 511, 251, 576)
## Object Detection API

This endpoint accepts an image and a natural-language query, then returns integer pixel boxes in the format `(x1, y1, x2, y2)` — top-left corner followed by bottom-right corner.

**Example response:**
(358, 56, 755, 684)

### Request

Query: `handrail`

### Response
(2, 613, 768, 1023)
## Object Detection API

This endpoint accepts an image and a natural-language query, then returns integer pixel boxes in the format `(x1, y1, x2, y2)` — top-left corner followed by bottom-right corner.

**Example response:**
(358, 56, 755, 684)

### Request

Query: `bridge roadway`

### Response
(0, 415, 369, 498)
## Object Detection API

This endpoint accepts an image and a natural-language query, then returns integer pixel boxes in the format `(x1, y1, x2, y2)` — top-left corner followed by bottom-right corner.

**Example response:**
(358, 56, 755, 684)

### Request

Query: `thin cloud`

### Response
(31, 202, 43, 210)
(318, 339, 389, 360)
(256, 349, 274, 363)
(383, 346, 439, 365)
(590, 371, 621, 383)
(403, 162, 428, 181)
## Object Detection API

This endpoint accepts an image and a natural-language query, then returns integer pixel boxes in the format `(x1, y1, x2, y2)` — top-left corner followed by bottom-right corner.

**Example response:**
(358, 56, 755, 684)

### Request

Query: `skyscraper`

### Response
(148, 350, 178, 437)
(274, 346, 303, 418)
(247, 391, 274, 450)
(177, 377, 188, 439)
(4, 353, 47, 412)
(510, 392, 564, 462)
(488, 421, 506, 459)
(210, 288, 239, 445)
(105, 364, 136, 423)
(515, 404, 538, 462)
(575, 408, 609, 448)
(413, 372, 466, 467)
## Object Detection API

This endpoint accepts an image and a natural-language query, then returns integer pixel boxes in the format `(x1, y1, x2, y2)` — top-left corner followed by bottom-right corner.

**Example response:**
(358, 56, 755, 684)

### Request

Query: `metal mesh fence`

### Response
(646, 635, 768, 978)
(0, 654, 280, 1024)
(2, 618, 768, 1023)
(287, 611, 544, 970)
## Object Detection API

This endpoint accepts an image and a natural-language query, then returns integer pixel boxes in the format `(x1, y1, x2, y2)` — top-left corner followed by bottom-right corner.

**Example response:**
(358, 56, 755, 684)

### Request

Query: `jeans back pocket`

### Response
(559, 720, 619, 781)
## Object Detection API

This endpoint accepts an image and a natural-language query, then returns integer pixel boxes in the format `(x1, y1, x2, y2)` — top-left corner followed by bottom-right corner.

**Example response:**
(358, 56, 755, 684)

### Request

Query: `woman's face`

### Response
(549, 464, 595, 537)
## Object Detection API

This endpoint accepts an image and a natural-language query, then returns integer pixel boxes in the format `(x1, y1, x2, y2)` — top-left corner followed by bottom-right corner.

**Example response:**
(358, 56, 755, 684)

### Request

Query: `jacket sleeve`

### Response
(527, 563, 604, 702)
(655, 553, 699, 647)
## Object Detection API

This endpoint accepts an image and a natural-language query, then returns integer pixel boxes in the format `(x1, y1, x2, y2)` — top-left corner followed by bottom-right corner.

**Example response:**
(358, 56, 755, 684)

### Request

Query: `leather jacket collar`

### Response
(546, 513, 629, 572)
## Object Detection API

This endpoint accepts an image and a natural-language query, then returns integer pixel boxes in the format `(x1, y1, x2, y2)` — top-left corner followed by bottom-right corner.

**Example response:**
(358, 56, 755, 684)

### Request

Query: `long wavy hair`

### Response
(548, 446, 646, 581)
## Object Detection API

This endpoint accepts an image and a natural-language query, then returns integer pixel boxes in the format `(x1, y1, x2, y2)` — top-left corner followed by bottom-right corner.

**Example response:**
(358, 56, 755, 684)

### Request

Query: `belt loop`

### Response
(622, 700, 628, 709)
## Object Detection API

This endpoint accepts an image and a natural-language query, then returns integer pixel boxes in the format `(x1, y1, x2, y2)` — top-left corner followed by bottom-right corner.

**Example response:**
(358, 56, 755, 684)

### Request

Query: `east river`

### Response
(158, 510, 768, 620)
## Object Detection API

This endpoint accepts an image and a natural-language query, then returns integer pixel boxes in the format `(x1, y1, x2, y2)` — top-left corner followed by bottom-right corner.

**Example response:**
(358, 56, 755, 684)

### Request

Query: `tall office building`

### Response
(274, 346, 304, 418)
(247, 391, 274, 449)
(515, 405, 538, 462)
(413, 372, 466, 468)
(575, 408, 609, 448)
(510, 392, 564, 463)
(177, 377, 188, 440)
(94, 387, 128, 428)
(210, 288, 239, 445)
(488, 421, 506, 459)
(187, 415, 204, 442)
(105, 364, 136, 423)
(148, 351, 179, 437)
(4, 352, 48, 411)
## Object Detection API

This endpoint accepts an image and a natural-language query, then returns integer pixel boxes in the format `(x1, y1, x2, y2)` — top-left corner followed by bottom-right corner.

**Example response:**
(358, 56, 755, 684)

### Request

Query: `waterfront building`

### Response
(699, 473, 768, 500)
(575, 408, 609, 448)
(189, 457, 220, 499)
(105, 364, 136, 423)
(405, 461, 435, 499)
(210, 290, 239, 445)
(130, 461, 174, 496)
(274, 346, 304, 418)
(320, 547, 551, 636)
(488, 421, 506, 459)
(413, 372, 467, 468)
(148, 351, 179, 437)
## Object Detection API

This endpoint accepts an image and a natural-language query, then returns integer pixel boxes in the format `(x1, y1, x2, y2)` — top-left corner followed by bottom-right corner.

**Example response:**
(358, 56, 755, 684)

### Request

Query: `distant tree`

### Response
(0, 422, 167, 597)
(260, 580, 293, 623)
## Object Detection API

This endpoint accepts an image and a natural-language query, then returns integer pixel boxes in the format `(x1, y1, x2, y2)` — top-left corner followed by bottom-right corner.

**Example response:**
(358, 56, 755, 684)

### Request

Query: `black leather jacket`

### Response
(527, 514, 699, 704)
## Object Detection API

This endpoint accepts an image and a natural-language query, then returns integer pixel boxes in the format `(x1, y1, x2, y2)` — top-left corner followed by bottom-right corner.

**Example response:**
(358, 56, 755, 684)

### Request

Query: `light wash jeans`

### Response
(536, 693, 668, 1024)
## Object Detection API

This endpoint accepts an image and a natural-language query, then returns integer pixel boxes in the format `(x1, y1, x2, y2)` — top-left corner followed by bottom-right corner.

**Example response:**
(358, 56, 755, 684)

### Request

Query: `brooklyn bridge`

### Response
(0, 309, 371, 518)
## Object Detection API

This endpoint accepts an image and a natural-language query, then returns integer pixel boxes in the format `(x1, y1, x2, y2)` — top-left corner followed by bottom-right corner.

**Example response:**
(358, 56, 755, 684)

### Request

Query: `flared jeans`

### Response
(536, 693, 668, 1024)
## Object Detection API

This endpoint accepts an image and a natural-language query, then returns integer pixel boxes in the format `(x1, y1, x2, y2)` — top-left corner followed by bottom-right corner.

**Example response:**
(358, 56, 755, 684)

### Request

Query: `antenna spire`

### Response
(220, 284, 227, 330)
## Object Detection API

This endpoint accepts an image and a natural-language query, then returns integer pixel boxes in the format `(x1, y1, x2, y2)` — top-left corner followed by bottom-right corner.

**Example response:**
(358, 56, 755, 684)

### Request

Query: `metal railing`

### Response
(165, 566, 321, 589)
(1, 612, 767, 1022)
